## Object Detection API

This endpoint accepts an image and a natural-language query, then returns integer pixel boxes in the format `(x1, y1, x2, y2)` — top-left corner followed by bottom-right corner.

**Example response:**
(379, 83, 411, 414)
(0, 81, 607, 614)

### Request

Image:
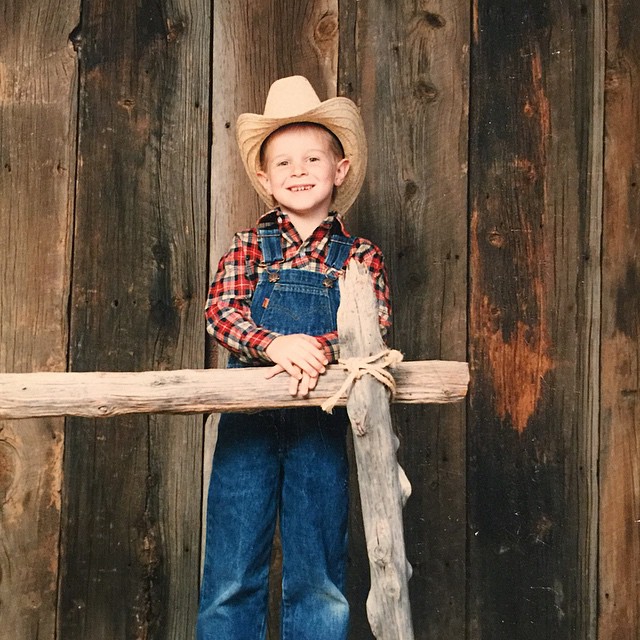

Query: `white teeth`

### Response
(290, 186, 312, 192)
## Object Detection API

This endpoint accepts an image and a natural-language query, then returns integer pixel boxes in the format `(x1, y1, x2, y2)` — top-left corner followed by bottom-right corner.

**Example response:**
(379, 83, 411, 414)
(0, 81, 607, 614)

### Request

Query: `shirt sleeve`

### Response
(205, 231, 281, 364)
(357, 242, 392, 335)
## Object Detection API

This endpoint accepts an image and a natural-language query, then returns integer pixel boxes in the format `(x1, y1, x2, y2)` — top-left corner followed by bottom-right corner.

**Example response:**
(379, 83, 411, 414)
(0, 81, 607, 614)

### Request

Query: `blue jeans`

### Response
(197, 407, 350, 639)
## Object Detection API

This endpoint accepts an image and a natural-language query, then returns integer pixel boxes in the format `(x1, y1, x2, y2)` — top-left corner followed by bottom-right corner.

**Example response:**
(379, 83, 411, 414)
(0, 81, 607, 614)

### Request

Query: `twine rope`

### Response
(321, 349, 404, 414)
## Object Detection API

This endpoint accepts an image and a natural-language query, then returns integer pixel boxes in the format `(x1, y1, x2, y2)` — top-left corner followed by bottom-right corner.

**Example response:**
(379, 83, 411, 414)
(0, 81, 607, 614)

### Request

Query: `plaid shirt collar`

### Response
(257, 208, 349, 262)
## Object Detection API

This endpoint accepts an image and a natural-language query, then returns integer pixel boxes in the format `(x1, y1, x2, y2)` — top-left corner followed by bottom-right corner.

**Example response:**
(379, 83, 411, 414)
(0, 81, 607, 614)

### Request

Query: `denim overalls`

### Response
(197, 215, 354, 640)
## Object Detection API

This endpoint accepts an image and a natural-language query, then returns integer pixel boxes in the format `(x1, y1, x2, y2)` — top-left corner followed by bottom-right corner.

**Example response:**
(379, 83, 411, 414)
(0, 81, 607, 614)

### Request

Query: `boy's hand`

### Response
(264, 334, 328, 397)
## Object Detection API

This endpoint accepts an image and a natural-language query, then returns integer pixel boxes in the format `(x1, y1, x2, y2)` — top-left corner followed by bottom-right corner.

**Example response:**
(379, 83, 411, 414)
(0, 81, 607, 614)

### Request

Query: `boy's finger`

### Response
(297, 373, 311, 398)
(292, 348, 327, 375)
(307, 374, 319, 392)
(293, 335, 327, 359)
(264, 364, 285, 379)
(288, 373, 300, 396)
(302, 341, 329, 364)
(293, 359, 322, 378)
(278, 360, 303, 380)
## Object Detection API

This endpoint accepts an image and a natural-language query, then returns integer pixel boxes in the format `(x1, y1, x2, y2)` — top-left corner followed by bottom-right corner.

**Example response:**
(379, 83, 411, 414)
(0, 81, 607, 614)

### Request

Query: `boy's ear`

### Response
(334, 158, 350, 187)
(256, 171, 273, 195)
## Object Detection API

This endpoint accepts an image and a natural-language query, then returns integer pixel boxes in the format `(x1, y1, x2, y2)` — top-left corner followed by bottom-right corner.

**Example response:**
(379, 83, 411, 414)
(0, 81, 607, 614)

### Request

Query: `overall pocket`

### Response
(259, 281, 336, 335)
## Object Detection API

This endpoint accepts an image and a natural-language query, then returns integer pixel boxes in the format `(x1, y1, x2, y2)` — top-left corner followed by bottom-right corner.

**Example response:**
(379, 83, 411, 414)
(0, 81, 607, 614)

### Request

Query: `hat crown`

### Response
(262, 76, 322, 119)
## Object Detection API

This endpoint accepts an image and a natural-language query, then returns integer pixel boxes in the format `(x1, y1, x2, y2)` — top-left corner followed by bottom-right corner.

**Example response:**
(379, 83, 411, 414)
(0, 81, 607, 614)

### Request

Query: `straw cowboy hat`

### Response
(236, 75, 367, 214)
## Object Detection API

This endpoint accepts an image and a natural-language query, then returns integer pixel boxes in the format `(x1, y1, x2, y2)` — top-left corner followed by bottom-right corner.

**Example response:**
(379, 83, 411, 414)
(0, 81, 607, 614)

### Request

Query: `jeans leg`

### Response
(197, 411, 280, 640)
(279, 408, 350, 640)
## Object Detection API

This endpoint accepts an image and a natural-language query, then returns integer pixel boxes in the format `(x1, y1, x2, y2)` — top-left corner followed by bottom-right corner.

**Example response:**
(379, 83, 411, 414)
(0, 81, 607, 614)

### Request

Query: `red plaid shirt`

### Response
(205, 210, 392, 365)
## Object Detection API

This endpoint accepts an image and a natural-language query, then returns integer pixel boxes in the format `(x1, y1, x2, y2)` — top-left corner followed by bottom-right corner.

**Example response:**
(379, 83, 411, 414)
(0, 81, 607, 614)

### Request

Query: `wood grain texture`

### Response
(577, 4, 606, 638)
(599, 0, 640, 636)
(208, 2, 339, 636)
(339, 1, 469, 637)
(58, 1, 209, 637)
(0, 360, 469, 418)
(0, 0, 78, 636)
(468, 1, 603, 637)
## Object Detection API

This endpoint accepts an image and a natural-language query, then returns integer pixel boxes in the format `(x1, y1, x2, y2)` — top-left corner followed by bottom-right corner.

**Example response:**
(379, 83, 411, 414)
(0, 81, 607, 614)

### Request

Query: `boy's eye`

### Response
(276, 160, 289, 167)
(308, 156, 320, 162)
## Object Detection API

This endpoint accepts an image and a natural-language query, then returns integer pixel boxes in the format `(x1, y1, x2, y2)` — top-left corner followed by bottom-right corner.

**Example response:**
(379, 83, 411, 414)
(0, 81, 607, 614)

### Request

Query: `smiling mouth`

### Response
(289, 185, 313, 192)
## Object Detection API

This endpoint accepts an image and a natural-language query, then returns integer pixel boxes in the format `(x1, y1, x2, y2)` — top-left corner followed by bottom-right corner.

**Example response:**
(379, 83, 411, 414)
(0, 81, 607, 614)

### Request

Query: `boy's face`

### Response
(257, 126, 350, 222)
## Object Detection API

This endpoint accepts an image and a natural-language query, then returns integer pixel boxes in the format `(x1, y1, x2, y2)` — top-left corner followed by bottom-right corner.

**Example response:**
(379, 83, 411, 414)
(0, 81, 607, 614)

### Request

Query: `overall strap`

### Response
(257, 213, 283, 265)
(325, 221, 355, 272)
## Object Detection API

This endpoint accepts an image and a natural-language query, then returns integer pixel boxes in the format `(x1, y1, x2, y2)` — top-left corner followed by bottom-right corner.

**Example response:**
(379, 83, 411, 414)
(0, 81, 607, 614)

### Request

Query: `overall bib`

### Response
(197, 217, 354, 640)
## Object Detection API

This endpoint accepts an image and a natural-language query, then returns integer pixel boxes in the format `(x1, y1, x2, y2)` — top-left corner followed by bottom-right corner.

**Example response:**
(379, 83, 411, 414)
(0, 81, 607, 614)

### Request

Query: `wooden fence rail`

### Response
(0, 361, 469, 419)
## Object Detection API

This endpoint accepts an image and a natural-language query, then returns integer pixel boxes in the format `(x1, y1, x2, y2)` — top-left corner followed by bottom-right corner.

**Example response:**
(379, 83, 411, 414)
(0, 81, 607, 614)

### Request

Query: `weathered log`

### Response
(339, 262, 415, 639)
(0, 360, 468, 420)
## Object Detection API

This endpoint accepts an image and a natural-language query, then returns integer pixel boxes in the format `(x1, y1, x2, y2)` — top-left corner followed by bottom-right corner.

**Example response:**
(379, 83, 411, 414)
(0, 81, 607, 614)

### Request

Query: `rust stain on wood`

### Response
(471, 208, 553, 434)
(525, 50, 551, 142)
(476, 297, 552, 433)
(470, 43, 555, 434)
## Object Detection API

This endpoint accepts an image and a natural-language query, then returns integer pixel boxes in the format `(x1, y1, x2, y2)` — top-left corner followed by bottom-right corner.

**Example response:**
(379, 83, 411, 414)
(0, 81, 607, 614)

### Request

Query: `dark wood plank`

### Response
(0, 1, 79, 636)
(577, 4, 606, 638)
(599, 0, 640, 636)
(208, 2, 339, 637)
(59, 1, 209, 637)
(339, 1, 470, 637)
(468, 1, 603, 637)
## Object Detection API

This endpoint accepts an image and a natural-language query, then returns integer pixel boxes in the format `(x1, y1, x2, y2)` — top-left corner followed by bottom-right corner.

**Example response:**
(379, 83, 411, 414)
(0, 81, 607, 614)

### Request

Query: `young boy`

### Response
(197, 76, 391, 640)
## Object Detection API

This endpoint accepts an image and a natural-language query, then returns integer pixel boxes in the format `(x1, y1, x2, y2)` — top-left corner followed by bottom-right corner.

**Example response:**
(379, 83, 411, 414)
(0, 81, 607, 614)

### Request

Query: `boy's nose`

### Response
(291, 162, 308, 176)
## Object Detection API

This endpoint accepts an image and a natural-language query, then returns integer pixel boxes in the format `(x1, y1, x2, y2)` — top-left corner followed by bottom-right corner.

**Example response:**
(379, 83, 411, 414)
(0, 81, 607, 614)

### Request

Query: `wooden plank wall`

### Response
(468, 1, 603, 638)
(0, 1, 638, 639)
(338, 2, 469, 636)
(0, 0, 79, 636)
(58, 0, 209, 637)
(600, 0, 640, 636)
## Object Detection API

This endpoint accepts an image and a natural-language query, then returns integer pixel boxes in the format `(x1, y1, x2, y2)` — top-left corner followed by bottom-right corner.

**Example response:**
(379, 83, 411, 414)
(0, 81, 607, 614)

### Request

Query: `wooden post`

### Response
(338, 262, 415, 640)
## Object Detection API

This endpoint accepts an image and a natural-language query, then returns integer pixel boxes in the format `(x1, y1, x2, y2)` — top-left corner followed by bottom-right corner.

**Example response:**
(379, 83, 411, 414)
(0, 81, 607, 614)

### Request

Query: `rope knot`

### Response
(321, 349, 404, 415)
